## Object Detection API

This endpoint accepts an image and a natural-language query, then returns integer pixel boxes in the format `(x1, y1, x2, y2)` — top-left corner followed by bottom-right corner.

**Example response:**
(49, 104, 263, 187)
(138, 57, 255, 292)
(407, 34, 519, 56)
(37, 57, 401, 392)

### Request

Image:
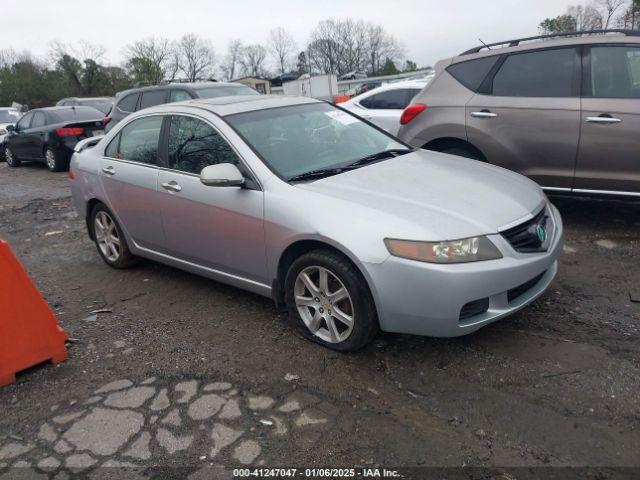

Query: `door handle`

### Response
(102, 166, 115, 176)
(585, 115, 621, 124)
(161, 181, 182, 193)
(471, 111, 497, 119)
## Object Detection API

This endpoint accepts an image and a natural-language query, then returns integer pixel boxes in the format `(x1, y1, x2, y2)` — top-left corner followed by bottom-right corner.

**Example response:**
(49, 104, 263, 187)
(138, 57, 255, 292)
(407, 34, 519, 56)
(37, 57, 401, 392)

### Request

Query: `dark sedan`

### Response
(4, 106, 105, 172)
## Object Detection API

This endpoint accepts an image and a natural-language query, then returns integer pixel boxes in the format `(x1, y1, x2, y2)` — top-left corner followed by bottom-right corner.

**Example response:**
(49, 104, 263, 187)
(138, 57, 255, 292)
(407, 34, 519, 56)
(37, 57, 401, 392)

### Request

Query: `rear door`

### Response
(156, 114, 266, 284)
(100, 115, 166, 251)
(466, 47, 582, 189)
(356, 88, 421, 134)
(575, 44, 640, 193)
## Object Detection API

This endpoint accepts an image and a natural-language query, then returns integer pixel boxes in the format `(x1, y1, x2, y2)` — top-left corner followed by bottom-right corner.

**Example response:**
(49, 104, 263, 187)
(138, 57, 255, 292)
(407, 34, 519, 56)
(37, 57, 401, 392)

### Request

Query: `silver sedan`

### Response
(69, 95, 563, 351)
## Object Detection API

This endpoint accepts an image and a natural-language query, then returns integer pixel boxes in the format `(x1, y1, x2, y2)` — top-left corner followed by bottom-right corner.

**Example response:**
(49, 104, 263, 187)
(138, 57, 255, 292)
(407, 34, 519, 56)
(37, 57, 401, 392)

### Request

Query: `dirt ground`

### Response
(0, 161, 639, 479)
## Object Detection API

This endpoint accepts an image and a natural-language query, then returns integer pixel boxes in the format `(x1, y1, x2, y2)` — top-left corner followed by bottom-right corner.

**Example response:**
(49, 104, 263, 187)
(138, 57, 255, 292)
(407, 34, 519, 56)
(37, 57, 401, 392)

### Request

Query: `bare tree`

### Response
(618, 0, 640, 28)
(593, 0, 627, 28)
(240, 44, 268, 77)
(366, 24, 402, 76)
(175, 34, 216, 82)
(124, 37, 176, 85)
(220, 39, 243, 80)
(268, 27, 296, 74)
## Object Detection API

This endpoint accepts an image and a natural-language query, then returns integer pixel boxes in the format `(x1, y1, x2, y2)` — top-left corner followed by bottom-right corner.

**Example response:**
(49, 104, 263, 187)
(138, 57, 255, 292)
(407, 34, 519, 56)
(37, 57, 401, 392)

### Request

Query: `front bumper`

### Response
(365, 203, 564, 337)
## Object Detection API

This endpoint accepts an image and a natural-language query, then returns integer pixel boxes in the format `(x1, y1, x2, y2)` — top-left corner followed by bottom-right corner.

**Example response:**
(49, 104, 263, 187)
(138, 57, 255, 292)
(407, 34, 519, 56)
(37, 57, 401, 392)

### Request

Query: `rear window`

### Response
(0, 110, 20, 123)
(447, 56, 500, 92)
(51, 108, 103, 122)
(195, 85, 260, 98)
(140, 90, 167, 109)
(492, 48, 579, 97)
(117, 93, 140, 113)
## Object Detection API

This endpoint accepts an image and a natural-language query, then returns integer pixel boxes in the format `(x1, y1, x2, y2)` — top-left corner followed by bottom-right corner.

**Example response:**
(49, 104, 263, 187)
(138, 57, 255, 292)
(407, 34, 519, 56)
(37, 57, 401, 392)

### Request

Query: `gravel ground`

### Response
(0, 161, 639, 479)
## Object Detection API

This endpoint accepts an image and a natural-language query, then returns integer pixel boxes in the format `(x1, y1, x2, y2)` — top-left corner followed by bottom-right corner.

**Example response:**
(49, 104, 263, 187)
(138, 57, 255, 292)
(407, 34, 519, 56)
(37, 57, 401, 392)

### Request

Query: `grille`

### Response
(507, 271, 545, 303)
(459, 298, 490, 321)
(501, 208, 549, 253)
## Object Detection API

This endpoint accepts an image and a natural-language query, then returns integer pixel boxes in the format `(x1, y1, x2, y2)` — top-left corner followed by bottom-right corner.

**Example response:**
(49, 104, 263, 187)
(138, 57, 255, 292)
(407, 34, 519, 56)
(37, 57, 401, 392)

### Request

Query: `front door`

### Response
(10, 112, 35, 159)
(574, 44, 640, 194)
(156, 114, 267, 284)
(466, 47, 582, 189)
(100, 115, 166, 251)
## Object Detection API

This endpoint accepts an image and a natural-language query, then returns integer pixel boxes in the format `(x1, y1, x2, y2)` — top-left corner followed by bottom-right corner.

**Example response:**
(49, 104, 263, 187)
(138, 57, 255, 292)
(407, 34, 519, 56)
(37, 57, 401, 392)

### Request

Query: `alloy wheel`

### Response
(294, 266, 354, 343)
(94, 211, 121, 262)
(5, 148, 14, 166)
(45, 149, 56, 170)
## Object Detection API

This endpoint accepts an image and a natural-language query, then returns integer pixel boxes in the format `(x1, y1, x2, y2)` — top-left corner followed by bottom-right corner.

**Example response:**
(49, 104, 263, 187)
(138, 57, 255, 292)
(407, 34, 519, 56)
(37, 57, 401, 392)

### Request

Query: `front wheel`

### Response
(284, 250, 378, 352)
(5, 146, 21, 167)
(90, 204, 138, 269)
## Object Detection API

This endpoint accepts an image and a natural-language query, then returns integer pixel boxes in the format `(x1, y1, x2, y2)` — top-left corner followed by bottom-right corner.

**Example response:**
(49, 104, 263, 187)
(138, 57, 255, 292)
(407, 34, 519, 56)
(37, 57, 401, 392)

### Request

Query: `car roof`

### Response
(144, 95, 322, 117)
(31, 106, 103, 113)
(451, 32, 639, 64)
(115, 82, 242, 98)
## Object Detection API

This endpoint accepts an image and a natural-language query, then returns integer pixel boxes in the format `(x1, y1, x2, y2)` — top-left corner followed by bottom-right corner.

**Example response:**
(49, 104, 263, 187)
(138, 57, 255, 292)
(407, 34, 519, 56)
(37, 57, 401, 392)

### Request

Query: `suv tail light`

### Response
(400, 103, 427, 125)
(56, 127, 84, 137)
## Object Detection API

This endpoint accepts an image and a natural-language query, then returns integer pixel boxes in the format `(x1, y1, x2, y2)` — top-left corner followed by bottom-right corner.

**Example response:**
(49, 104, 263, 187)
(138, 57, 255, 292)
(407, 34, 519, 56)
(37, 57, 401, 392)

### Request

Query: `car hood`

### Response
(296, 149, 545, 240)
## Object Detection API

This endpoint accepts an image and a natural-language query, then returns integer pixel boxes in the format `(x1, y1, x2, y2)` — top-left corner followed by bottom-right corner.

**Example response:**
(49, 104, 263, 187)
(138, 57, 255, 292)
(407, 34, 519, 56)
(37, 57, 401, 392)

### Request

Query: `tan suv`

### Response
(397, 30, 640, 197)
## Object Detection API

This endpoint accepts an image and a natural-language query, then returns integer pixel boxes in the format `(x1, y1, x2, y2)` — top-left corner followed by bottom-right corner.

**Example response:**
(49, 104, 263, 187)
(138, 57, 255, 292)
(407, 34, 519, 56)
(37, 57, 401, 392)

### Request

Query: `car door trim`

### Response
(131, 241, 272, 293)
(542, 186, 640, 197)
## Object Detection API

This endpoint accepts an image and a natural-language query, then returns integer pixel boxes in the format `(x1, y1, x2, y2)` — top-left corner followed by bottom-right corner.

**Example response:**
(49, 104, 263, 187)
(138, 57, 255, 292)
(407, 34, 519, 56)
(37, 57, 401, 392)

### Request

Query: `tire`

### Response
(284, 249, 378, 352)
(90, 203, 138, 269)
(5, 146, 21, 167)
(438, 146, 481, 161)
(45, 147, 67, 172)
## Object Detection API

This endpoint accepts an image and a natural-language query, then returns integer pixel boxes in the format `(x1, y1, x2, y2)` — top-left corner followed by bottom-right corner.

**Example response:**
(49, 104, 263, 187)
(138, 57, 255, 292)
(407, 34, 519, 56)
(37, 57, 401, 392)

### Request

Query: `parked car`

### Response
(398, 29, 640, 196)
(56, 97, 114, 115)
(270, 73, 298, 87)
(4, 106, 104, 171)
(340, 79, 432, 135)
(0, 108, 21, 161)
(69, 95, 563, 352)
(339, 71, 368, 80)
(104, 82, 260, 133)
(355, 81, 382, 96)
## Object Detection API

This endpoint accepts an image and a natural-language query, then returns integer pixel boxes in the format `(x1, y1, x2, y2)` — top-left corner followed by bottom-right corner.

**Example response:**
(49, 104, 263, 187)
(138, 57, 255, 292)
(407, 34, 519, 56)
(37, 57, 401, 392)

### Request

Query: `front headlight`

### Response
(384, 236, 502, 264)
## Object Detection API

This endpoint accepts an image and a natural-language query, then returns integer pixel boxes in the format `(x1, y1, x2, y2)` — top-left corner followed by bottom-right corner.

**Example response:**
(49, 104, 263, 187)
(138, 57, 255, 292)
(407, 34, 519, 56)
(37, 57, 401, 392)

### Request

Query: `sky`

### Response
(0, 0, 578, 70)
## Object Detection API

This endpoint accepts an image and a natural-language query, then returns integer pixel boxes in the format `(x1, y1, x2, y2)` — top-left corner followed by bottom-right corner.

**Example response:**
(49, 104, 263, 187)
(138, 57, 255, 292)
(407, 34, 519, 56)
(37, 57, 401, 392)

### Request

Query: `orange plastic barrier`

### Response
(333, 95, 350, 104)
(0, 239, 68, 387)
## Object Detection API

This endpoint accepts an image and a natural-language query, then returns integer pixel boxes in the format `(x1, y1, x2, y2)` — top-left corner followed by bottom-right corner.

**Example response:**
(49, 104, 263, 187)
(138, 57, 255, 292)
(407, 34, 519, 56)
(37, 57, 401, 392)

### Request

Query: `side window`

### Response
(447, 55, 500, 92)
(139, 90, 167, 110)
(105, 133, 120, 158)
(168, 115, 239, 175)
(114, 116, 163, 164)
(360, 89, 414, 110)
(16, 113, 34, 130)
(31, 112, 46, 128)
(492, 48, 578, 97)
(169, 90, 194, 102)
(590, 46, 640, 99)
(117, 93, 139, 113)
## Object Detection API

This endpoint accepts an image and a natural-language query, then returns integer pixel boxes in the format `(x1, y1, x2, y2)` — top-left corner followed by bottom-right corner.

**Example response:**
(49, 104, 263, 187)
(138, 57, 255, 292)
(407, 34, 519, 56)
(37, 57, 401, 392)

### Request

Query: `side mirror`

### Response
(5, 125, 14, 132)
(200, 163, 245, 187)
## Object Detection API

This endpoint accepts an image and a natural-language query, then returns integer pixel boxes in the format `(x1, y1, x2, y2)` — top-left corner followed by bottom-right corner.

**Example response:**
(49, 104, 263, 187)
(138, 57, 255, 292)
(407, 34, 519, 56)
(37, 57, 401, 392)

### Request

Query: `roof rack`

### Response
(460, 29, 640, 55)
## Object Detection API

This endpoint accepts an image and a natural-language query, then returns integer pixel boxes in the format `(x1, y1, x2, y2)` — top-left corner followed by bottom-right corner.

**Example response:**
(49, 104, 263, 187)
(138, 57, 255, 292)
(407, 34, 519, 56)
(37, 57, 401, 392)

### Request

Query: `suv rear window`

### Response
(492, 48, 578, 97)
(118, 93, 139, 113)
(447, 56, 499, 92)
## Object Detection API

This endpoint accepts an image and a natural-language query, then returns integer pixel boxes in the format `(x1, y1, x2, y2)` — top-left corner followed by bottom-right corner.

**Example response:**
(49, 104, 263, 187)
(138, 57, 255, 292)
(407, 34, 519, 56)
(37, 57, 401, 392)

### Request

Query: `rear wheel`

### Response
(90, 203, 138, 269)
(45, 147, 66, 172)
(284, 250, 378, 352)
(5, 146, 20, 167)
(438, 146, 481, 160)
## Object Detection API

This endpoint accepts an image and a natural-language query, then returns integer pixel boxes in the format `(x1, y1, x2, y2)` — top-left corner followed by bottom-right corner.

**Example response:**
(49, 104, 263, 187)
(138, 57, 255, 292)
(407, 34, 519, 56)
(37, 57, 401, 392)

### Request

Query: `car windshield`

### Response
(196, 85, 260, 98)
(225, 103, 407, 179)
(0, 110, 20, 123)
(81, 99, 113, 114)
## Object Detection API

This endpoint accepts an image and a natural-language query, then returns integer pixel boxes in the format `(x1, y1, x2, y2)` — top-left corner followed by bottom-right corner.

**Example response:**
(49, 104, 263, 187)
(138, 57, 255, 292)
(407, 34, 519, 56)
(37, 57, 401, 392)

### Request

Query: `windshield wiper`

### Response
(345, 148, 412, 168)
(288, 167, 345, 182)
